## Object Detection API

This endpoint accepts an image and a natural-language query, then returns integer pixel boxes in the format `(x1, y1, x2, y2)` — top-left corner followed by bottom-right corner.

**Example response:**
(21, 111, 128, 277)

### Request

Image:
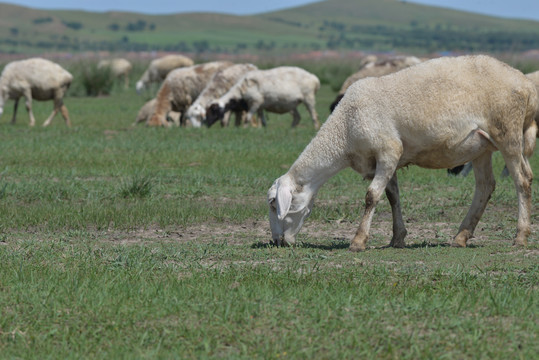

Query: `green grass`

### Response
(0, 61, 537, 358)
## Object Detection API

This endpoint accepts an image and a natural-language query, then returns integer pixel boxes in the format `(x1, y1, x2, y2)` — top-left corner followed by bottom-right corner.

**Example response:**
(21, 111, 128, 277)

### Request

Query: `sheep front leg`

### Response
(453, 152, 495, 247)
(385, 173, 407, 248)
(59, 104, 71, 127)
(258, 109, 267, 127)
(10, 98, 19, 124)
(221, 111, 231, 127)
(350, 156, 399, 252)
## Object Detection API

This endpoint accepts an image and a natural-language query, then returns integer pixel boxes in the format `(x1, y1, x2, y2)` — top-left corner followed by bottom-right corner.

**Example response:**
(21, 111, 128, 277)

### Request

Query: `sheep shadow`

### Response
(251, 238, 349, 251)
(252, 239, 481, 251)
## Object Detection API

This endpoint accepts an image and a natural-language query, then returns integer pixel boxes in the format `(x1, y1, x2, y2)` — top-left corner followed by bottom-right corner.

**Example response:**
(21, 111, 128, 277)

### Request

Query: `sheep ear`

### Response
(267, 183, 277, 210)
(276, 182, 293, 220)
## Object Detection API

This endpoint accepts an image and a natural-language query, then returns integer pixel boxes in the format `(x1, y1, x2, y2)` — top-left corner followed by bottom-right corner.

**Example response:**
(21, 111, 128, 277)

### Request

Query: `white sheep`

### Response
(330, 56, 423, 111)
(185, 63, 258, 128)
(98, 58, 133, 89)
(135, 54, 194, 93)
(0, 57, 73, 127)
(206, 66, 320, 129)
(147, 61, 233, 127)
(268, 55, 538, 252)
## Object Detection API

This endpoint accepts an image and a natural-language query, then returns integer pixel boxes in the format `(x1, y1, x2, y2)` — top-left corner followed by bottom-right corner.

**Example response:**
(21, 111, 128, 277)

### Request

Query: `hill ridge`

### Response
(0, 0, 538, 54)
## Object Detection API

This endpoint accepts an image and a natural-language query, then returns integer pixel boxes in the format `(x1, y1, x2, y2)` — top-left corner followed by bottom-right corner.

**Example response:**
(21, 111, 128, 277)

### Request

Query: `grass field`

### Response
(0, 69, 537, 358)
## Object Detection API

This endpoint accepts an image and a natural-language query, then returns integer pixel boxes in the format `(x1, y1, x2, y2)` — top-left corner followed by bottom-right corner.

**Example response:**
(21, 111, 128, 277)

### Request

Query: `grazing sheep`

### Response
(134, 99, 157, 125)
(329, 56, 423, 112)
(134, 98, 181, 126)
(0, 57, 72, 127)
(206, 66, 320, 129)
(147, 61, 233, 127)
(268, 55, 538, 252)
(186, 63, 258, 128)
(135, 54, 194, 93)
(98, 58, 132, 89)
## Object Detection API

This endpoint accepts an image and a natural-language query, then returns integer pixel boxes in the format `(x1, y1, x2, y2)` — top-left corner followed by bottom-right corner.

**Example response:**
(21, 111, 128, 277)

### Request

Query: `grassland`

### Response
(0, 59, 538, 359)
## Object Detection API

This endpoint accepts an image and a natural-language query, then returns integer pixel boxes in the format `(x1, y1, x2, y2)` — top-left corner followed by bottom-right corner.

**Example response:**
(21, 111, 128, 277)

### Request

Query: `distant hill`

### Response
(0, 0, 538, 55)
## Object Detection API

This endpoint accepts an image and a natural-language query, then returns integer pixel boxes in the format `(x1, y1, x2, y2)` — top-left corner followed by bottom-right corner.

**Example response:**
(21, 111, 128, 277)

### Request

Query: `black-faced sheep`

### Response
(268, 55, 537, 252)
(98, 58, 133, 89)
(135, 54, 194, 93)
(147, 61, 233, 127)
(185, 63, 258, 128)
(0, 57, 72, 127)
(205, 66, 320, 129)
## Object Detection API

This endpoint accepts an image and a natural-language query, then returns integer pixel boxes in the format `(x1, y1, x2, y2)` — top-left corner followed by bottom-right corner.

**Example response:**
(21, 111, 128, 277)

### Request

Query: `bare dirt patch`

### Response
(99, 215, 538, 249)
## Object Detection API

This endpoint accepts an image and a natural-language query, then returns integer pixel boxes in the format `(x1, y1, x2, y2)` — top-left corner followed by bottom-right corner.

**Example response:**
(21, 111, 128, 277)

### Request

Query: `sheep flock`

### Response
(0, 52, 537, 251)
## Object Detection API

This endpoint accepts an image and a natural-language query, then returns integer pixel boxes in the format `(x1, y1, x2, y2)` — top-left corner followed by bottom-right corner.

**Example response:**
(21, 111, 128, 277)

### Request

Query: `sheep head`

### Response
(186, 103, 205, 128)
(329, 94, 344, 113)
(204, 102, 226, 127)
(0, 87, 4, 117)
(267, 175, 314, 246)
(135, 80, 145, 94)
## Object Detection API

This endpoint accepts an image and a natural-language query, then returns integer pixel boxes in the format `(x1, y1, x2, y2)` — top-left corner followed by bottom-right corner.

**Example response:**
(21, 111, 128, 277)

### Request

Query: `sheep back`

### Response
(237, 66, 320, 108)
(164, 61, 234, 110)
(329, 55, 537, 170)
(98, 58, 132, 77)
(196, 63, 258, 107)
(149, 54, 194, 82)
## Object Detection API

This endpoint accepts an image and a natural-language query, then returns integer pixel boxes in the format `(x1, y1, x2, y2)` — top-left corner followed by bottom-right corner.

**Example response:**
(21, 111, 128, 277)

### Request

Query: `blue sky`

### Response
(3, 0, 539, 21)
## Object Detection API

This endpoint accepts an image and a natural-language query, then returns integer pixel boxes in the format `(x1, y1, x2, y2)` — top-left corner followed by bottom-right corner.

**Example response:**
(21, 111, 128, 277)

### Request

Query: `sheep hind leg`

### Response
(257, 109, 266, 127)
(453, 152, 495, 247)
(350, 156, 399, 252)
(501, 152, 533, 246)
(290, 108, 301, 128)
(385, 173, 407, 248)
(23, 91, 36, 127)
(303, 96, 320, 130)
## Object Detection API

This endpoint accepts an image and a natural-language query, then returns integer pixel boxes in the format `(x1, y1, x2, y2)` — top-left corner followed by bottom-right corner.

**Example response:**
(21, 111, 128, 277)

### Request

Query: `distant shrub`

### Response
(63, 21, 83, 30)
(33, 17, 53, 24)
(69, 61, 114, 97)
(126, 20, 147, 32)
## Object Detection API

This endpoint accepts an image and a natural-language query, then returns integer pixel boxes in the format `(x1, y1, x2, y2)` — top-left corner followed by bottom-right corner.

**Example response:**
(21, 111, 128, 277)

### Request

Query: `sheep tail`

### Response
(523, 89, 538, 158)
(523, 120, 537, 159)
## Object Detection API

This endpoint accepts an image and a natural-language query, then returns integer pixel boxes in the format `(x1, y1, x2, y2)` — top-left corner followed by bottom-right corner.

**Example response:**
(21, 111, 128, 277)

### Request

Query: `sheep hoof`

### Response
(512, 239, 527, 247)
(389, 241, 406, 248)
(349, 243, 366, 252)
(452, 230, 472, 248)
